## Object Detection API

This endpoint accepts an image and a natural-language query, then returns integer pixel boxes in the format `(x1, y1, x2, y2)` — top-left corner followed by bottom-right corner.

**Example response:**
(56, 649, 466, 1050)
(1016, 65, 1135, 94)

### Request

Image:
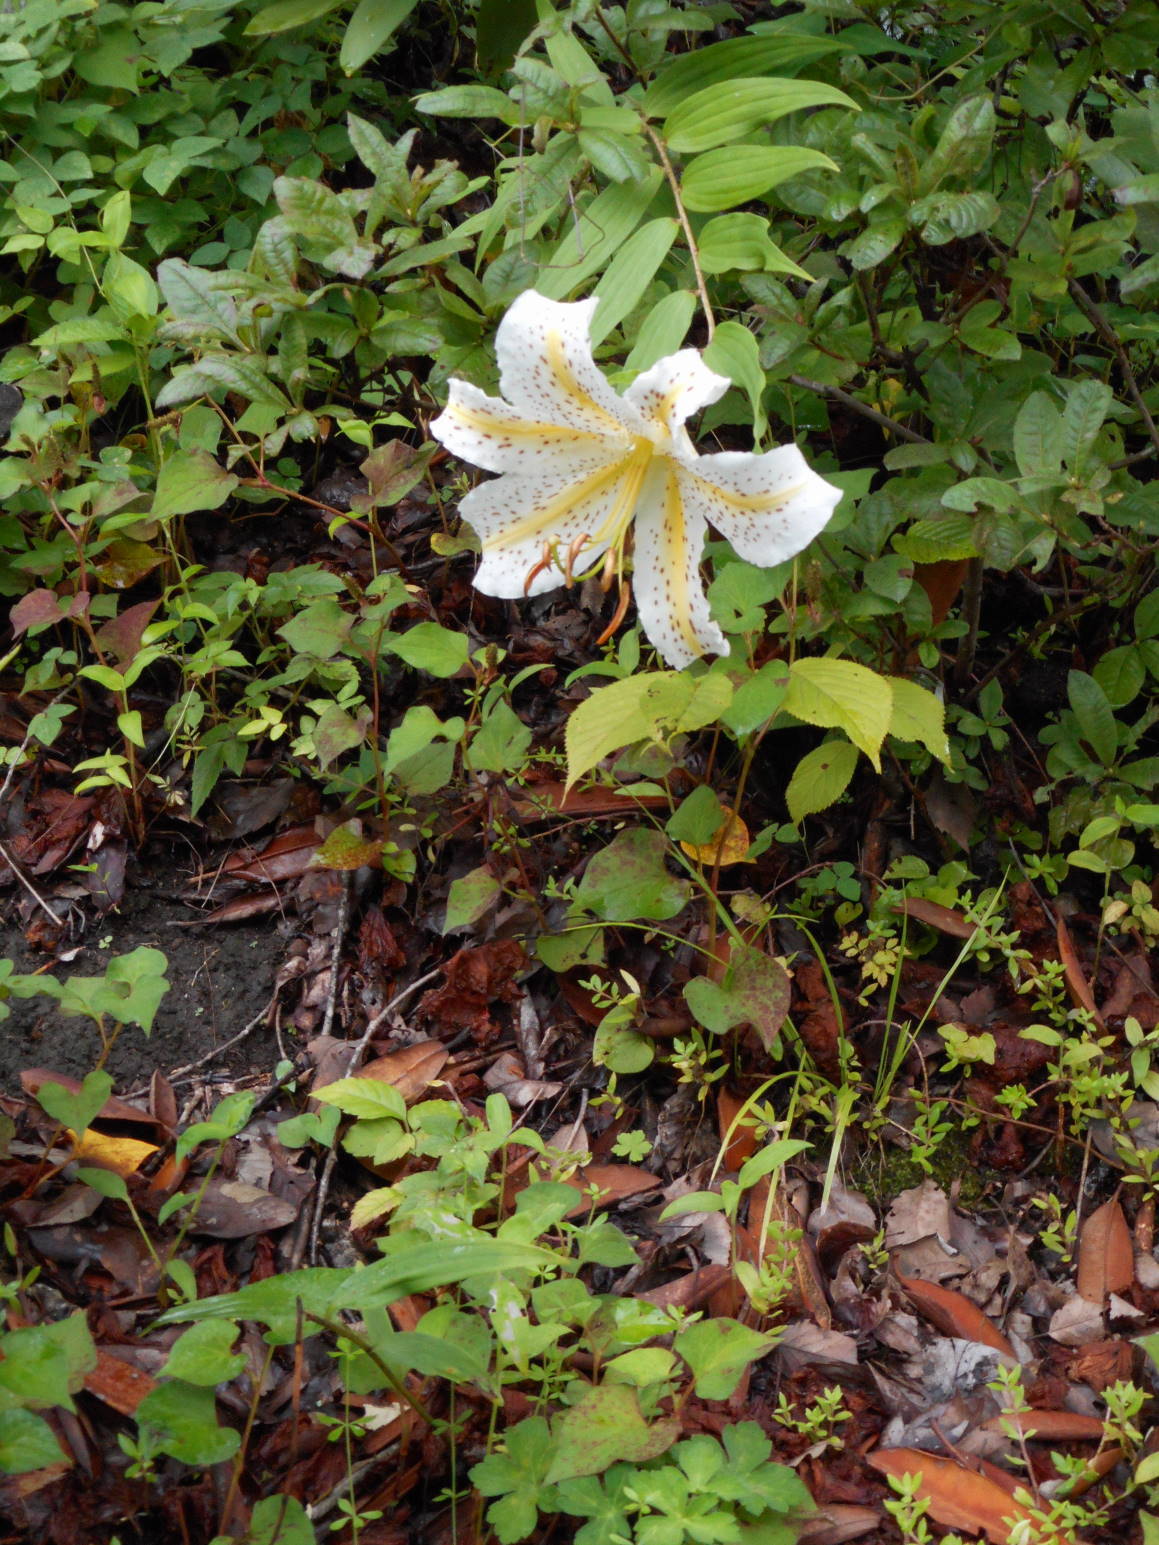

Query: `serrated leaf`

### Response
(785, 737, 859, 824)
(893, 514, 979, 563)
(565, 672, 693, 792)
(843, 215, 906, 270)
(783, 658, 892, 769)
(888, 676, 950, 762)
(1062, 379, 1112, 475)
(663, 77, 857, 154)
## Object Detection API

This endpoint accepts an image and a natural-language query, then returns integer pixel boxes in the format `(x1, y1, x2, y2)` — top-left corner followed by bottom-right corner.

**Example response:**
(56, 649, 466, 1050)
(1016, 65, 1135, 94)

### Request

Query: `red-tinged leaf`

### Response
(93, 537, 165, 590)
(359, 1041, 449, 1103)
(890, 896, 975, 938)
(981, 1410, 1106, 1441)
(866, 1449, 1057, 1544)
(896, 1269, 1015, 1356)
(84, 1349, 156, 1415)
(9, 588, 88, 636)
(1056, 915, 1102, 1025)
(93, 600, 159, 666)
(1077, 1198, 1133, 1302)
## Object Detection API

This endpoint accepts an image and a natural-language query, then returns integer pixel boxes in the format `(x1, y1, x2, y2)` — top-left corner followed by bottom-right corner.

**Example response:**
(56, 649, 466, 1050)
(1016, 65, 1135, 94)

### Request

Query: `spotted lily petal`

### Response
(623, 349, 730, 445)
(463, 449, 639, 598)
(494, 291, 642, 438)
(431, 378, 621, 477)
(678, 446, 843, 568)
(632, 459, 728, 669)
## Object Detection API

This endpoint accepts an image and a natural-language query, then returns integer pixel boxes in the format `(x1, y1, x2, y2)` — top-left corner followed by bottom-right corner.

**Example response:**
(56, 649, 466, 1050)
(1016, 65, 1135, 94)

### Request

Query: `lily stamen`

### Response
(522, 541, 553, 597)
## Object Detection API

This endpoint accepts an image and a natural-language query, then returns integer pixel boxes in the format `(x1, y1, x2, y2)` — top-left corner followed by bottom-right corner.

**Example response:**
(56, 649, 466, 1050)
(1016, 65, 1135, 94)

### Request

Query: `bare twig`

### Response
(788, 374, 930, 443)
(1067, 277, 1159, 462)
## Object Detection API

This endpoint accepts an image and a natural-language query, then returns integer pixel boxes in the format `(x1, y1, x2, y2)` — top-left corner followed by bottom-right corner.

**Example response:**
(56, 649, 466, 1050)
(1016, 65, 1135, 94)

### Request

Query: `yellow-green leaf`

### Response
(888, 677, 950, 763)
(784, 658, 892, 770)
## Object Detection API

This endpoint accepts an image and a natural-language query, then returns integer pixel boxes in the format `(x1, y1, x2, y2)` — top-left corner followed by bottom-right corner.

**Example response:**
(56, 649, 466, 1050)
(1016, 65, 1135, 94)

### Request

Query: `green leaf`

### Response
(277, 597, 354, 660)
(644, 37, 852, 118)
(919, 95, 995, 192)
(681, 146, 837, 213)
(571, 829, 691, 924)
(590, 219, 678, 345)
(1093, 646, 1144, 709)
(704, 319, 768, 437)
(156, 355, 291, 413)
(244, 1496, 313, 1545)
(472, 1417, 555, 1544)
(1013, 391, 1064, 477)
(624, 291, 696, 374)
(565, 671, 692, 792)
(843, 216, 906, 271)
(1061, 380, 1112, 475)
(784, 738, 859, 825)
(0, 1409, 66, 1475)
(157, 1242, 563, 1340)
(783, 658, 893, 769)
(536, 171, 664, 300)
(912, 190, 1001, 244)
(675, 1319, 776, 1400)
(892, 514, 979, 563)
(157, 259, 243, 345)
(683, 945, 791, 1052)
(384, 621, 469, 677)
(312, 1078, 407, 1121)
(546, 1385, 679, 1484)
(136, 1381, 241, 1467)
(414, 84, 524, 125)
(698, 212, 811, 279)
(578, 128, 651, 184)
(887, 677, 950, 762)
(35, 1070, 114, 1134)
(664, 78, 857, 154)
(667, 785, 726, 846)
(163, 1322, 247, 1388)
(1067, 670, 1118, 768)
(340, 0, 420, 72)
(444, 866, 501, 932)
(245, 0, 344, 33)
(477, 0, 537, 75)
(720, 661, 790, 736)
(151, 450, 238, 519)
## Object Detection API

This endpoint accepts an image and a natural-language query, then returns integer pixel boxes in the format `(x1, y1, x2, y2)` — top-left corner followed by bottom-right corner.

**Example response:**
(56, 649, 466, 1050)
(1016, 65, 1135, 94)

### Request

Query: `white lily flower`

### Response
(431, 290, 842, 669)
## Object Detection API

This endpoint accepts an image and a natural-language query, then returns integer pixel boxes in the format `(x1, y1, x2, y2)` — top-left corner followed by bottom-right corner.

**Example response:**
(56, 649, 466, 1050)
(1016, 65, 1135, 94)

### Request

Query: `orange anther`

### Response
(595, 579, 632, 647)
(563, 532, 590, 587)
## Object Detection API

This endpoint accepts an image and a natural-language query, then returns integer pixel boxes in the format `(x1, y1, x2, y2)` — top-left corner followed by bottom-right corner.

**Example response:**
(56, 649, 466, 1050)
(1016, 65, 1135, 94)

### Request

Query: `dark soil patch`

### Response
(0, 870, 283, 1095)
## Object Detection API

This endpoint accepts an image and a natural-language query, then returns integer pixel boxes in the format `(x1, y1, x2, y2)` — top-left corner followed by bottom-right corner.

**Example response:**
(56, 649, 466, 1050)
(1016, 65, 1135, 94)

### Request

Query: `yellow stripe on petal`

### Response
(660, 463, 705, 658)
(544, 329, 628, 436)
(630, 459, 727, 669)
(482, 451, 637, 553)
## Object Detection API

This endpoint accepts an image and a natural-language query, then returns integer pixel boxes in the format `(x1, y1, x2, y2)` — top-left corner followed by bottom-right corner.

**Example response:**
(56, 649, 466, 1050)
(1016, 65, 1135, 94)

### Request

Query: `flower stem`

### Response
(589, 3, 715, 340)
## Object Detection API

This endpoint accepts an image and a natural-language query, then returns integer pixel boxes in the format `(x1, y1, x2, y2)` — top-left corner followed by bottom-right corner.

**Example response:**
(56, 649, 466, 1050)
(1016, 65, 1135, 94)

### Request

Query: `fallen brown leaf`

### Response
(84, 1349, 156, 1415)
(1077, 1198, 1133, 1302)
(563, 1163, 660, 1216)
(1056, 915, 1102, 1026)
(981, 1410, 1105, 1441)
(359, 1040, 449, 1102)
(889, 897, 976, 938)
(867, 1449, 1061, 1545)
(896, 1269, 1015, 1357)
